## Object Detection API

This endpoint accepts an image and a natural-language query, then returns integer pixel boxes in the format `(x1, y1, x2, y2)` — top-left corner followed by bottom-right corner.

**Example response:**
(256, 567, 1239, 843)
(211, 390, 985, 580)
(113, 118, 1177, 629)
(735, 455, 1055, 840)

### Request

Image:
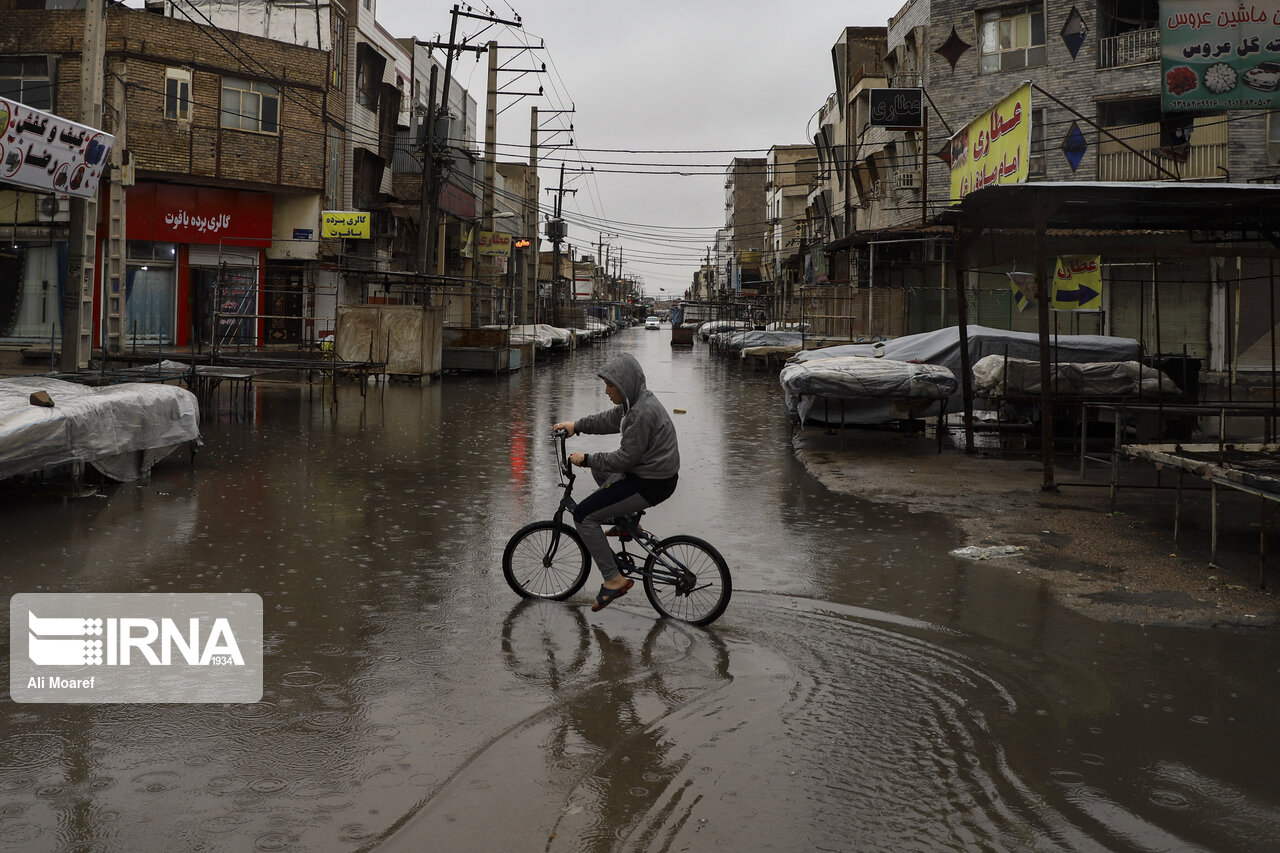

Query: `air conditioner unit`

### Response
(893, 170, 921, 190)
(37, 194, 70, 223)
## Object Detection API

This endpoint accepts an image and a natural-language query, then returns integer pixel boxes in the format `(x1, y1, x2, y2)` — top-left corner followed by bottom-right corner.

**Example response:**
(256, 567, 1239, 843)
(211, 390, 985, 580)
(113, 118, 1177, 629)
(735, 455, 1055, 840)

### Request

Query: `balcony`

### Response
(1097, 118, 1228, 181)
(1099, 28, 1160, 69)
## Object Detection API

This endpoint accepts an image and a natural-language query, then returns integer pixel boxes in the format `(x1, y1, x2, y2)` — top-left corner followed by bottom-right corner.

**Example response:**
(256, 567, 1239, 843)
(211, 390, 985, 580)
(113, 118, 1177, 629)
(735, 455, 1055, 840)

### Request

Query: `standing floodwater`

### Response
(2, 329, 1279, 852)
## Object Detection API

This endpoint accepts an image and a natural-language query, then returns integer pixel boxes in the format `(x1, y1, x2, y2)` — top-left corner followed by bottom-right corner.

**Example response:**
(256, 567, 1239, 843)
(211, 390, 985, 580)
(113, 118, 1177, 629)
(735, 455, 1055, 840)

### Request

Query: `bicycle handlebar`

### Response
(553, 429, 574, 481)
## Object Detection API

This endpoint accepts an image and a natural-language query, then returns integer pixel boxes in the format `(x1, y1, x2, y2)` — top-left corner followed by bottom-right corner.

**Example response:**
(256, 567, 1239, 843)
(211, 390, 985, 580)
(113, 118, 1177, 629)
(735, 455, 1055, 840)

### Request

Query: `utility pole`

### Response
(546, 163, 576, 326)
(417, 63, 438, 278)
(418, 5, 519, 288)
(103, 60, 127, 355)
(62, 0, 106, 370)
(526, 106, 537, 325)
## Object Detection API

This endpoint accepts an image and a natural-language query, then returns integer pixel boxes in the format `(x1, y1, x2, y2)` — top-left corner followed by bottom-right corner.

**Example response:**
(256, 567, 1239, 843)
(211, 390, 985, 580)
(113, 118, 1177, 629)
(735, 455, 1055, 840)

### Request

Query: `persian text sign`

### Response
(869, 88, 924, 129)
(477, 230, 512, 257)
(11, 593, 263, 703)
(948, 83, 1031, 204)
(1161, 1, 1280, 112)
(0, 99, 113, 198)
(1052, 256, 1103, 311)
(321, 211, 371, 239)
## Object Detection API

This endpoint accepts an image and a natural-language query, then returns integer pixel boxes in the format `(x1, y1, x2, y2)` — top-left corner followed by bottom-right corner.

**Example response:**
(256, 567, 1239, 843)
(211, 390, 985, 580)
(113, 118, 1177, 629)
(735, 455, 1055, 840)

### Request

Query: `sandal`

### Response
(591, 578, 634, 612)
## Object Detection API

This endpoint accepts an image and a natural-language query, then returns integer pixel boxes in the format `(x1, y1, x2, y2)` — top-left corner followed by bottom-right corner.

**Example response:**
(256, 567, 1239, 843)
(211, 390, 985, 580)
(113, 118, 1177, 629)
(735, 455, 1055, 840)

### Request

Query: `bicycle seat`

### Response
(605, 512, 645, 539)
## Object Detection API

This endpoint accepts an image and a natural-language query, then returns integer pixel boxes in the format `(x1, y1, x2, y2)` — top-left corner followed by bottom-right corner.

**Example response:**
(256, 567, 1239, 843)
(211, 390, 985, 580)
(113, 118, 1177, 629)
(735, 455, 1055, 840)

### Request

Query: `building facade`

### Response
(1, 4, 336, 350)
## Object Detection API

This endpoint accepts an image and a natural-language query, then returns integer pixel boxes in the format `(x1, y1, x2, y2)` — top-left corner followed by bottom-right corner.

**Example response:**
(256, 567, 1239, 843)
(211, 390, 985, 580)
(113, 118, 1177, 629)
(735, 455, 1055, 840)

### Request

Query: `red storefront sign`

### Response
(127, 183, 274, 246)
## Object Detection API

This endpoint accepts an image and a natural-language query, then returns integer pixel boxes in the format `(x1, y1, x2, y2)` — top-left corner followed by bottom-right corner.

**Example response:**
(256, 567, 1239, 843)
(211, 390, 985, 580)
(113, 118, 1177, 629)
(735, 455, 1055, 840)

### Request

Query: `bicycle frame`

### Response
(549, 431, 698, 593)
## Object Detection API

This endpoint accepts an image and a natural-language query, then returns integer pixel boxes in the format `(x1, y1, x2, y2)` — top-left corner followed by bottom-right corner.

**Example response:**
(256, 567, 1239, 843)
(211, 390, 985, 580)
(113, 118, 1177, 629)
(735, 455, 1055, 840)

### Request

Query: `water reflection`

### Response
(1, 331, 1278, 852)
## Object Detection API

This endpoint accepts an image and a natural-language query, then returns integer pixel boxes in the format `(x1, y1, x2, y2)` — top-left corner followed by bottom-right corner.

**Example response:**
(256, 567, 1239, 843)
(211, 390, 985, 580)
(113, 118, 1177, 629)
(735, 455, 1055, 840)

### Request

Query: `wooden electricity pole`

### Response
(62, 0, 106, 370)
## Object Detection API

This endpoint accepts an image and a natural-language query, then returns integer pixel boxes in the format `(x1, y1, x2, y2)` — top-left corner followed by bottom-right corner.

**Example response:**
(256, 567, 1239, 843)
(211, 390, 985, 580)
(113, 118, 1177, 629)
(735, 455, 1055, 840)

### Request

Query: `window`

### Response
(327, 126, 342, 206)
(0, 55, 52, 109)
(355, 43, 387, 110)
(1029, 107, 1047, 175)
(978, 3, 1046, 73)
(220, 76, 279, 134)
(165, 68, 191, 121)
(332, 15, 346, 89)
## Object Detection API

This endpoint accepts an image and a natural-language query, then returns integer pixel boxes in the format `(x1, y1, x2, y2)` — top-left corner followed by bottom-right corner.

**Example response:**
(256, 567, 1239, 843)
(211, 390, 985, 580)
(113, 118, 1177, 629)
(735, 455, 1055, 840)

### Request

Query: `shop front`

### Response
(124, 183, 273, 348)
(0, 190, 67, 347)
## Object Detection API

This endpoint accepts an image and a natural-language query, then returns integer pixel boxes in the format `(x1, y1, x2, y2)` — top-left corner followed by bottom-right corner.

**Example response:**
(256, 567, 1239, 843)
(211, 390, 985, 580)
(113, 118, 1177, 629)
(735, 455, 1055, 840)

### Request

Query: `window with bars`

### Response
(165, 68, 191, 121)
(0, 55, 52, 109)
(978, 3, 1047, 73)
(220, 76, 279, 135)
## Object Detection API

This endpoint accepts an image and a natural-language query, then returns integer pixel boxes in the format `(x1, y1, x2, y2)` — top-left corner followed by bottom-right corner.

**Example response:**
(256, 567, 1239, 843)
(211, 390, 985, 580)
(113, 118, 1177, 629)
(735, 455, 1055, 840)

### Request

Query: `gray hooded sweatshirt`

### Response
(574, 352, 680, 480)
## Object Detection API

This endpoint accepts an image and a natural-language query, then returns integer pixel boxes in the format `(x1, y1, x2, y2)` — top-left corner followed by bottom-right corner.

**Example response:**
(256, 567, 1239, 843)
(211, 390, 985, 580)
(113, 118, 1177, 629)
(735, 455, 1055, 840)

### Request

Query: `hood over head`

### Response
(597, 352, 647, 408)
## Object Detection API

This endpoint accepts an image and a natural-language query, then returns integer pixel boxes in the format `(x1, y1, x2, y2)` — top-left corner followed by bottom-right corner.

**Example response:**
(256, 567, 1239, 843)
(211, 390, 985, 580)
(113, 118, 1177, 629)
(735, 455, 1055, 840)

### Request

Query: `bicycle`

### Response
(502, 429, 732, 625)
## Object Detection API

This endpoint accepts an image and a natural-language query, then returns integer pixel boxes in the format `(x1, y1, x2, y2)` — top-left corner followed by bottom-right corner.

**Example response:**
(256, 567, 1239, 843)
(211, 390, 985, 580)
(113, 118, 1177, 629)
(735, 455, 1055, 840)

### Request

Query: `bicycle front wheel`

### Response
(503, 521, 591, 600)
(642, 535, 732, 625)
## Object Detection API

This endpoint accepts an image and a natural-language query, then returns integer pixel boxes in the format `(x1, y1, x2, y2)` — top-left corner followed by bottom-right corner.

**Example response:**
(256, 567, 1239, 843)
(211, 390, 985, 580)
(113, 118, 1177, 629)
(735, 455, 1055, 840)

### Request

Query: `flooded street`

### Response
(3, 328, 1280, 852)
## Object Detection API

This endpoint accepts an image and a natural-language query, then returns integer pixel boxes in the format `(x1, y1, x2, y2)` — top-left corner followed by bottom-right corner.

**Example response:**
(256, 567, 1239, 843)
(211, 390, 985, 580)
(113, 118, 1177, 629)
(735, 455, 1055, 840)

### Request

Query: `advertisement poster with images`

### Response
(0, 98, 113, 198)
(948, 83, 1031, 204)
(1162, 1, 1280, 111)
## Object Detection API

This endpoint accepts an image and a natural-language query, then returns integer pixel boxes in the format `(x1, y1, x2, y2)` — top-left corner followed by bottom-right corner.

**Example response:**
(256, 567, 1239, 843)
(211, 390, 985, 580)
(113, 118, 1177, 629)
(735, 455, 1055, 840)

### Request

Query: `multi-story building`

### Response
(0, 3, 337, 350)
(835, 0, 1279, 379)
(802, 28, 892, 337)
(721, 157, 766, 296)
(764, 144, 818, 322)
(392, 39, 480, 285)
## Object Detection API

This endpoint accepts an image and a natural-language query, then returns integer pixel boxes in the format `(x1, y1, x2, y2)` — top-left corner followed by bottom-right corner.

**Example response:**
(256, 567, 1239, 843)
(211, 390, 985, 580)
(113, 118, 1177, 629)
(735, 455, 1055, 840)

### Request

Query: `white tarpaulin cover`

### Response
(0, 377, 200, 481)
(505, 324, 571, 349)
(790, 325, 1142, 412)
(972, 355, 1181, 397)
(780, 357, 959, 425)
(791, 325, 1140, 368)
(711, 330, 804, 353)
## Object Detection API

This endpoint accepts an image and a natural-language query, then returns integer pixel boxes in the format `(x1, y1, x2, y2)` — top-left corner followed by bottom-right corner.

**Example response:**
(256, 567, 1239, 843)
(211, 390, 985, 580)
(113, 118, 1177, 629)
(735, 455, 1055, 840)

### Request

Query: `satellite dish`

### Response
(38, 196, 60, 218)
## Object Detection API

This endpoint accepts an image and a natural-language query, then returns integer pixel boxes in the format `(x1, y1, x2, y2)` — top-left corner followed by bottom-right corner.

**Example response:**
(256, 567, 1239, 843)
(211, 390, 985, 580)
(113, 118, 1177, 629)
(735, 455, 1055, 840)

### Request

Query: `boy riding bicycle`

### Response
(552, 352, 680, 611)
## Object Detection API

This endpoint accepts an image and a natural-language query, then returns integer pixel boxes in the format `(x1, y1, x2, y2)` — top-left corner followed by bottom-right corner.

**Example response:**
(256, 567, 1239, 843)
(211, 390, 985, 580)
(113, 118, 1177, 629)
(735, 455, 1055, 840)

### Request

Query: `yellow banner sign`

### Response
(477, 230, 512, 257)
(321, 211, 371, 239)
(949, 83, 1031, 204)
(1052, 255, 1103, 311)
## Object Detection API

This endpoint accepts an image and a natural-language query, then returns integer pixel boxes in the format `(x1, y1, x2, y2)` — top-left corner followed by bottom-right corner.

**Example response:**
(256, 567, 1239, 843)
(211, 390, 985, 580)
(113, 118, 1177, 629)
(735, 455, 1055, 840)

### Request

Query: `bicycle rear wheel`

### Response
(503, 520, 591, 600)
(642, 535, 731, 625)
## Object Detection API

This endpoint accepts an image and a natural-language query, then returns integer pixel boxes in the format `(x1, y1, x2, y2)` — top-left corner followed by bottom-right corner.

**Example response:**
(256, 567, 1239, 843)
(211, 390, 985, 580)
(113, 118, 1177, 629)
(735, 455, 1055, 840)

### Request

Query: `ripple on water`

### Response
(279, 670, 326, 688)
(1, 732, 71, 773)
(253, 830, 296, 851)
(205, 813, 252, 834)
(0, 819, 44, 844)
(248, 777, 290, 794)
(1149, 788, 1192, 810)
(131, 770, 183, 794)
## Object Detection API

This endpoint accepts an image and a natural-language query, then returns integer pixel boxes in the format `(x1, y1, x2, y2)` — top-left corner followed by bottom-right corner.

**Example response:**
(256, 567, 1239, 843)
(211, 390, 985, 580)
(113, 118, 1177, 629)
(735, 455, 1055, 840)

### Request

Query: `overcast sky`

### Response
(377, 0, 906, 295)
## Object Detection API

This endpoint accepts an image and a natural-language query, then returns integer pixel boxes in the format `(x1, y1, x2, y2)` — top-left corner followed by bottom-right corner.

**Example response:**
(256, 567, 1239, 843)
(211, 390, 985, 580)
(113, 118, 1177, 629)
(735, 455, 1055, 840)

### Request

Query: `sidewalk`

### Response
(792, 426, 1280, 628)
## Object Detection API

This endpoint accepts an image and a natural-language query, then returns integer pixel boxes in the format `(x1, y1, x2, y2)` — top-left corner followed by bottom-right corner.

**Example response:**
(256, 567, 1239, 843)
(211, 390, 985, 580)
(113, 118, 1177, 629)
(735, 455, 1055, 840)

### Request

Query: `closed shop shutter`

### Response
(1108, 262, 1210, 359)
(1231, 258, 1280, 370)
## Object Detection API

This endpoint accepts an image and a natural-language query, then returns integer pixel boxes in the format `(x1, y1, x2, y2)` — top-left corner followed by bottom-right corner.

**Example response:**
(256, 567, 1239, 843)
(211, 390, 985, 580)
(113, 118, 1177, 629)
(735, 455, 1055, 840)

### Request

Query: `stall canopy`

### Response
(935, 182, 1280, 488)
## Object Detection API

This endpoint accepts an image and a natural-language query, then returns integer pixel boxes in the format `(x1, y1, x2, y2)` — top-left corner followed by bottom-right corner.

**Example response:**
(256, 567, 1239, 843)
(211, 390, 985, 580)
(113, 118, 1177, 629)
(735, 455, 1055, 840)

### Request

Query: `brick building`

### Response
(0, 3, 337, 349)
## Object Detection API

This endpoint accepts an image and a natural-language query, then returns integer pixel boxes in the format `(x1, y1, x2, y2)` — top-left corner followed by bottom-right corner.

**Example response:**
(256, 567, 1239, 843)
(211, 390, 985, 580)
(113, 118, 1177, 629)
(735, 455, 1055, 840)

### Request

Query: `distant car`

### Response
(645, 316, 661, 330)
(1243, 61, 1280, 91)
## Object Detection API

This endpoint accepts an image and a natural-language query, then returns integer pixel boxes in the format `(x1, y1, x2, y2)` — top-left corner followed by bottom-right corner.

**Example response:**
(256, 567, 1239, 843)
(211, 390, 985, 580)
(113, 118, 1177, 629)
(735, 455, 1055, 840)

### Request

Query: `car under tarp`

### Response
(0, 376, 200, 482)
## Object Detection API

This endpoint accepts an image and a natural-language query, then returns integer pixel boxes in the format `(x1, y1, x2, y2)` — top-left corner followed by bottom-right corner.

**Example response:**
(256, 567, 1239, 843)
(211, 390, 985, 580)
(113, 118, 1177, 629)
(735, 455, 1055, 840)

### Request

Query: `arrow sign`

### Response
(1051, 255, 1103, 311)
(1053, 283, 1100, 307)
